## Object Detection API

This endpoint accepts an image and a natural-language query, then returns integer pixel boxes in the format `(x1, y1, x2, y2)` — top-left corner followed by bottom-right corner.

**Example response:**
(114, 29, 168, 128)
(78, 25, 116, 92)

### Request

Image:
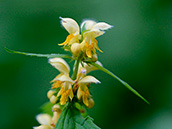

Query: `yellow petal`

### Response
(78, 76, 100, 84)
(49, 58, 70, 74)
(87, 98, 95, 108)
(50, 73, 64, 83)
(77, 87, 82, 100)
(33, 125, 52, 129)
(69, 85, 74, 100)
(57, 87, 64, 97)
(92, 22, 113, 30)
(86, 49, 92, 58)
(60, 17, 79, 34)
(60, 89, 71, 105)
(80, 40, 86, 50)
(93, 39, 103, 53)
(56, 75, 74, 83)
(80, 20, 96, 30)
(51, 80, 62, 89)
(83, 95, 89, 106)
(68, 35, 79, 46)
(36, 114, 52, 125)
(59, 34, 74, 46)
(83, 29, 104, 39)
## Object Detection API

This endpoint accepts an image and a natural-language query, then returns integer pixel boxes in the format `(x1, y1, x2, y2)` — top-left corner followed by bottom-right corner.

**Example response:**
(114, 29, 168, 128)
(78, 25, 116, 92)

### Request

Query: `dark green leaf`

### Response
(5, 47, 72, 59)
(91, 62, 150, 104)
(55, 103, 101, 129)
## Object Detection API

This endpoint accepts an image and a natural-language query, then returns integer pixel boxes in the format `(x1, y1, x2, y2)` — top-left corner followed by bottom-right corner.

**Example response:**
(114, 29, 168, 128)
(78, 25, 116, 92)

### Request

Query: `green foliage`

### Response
(55, 103, 100, 129)
(40, 102, 54, 116)
(91, 62, 150, 104)
(5, 48, 72, 59)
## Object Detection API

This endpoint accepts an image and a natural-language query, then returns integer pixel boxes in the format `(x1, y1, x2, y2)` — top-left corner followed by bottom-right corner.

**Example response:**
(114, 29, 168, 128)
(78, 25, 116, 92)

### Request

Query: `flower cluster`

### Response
(34, 17, 113, 128)
(6, 16, 148, 129)
(44, 17, 112, 108)
(47, 58, 102, 107)
(59, 17, 113, 61)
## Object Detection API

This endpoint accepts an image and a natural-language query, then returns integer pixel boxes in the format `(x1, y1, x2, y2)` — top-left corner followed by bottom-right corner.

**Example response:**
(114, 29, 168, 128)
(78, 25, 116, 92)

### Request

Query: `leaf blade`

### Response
(5, 47, 72, 59)
(55, 103, 101, 129)
(91, 62, 150, 104)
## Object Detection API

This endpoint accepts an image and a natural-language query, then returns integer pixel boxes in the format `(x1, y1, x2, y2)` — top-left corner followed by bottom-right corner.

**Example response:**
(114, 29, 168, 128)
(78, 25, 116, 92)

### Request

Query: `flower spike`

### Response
(5, 16, 149, 129)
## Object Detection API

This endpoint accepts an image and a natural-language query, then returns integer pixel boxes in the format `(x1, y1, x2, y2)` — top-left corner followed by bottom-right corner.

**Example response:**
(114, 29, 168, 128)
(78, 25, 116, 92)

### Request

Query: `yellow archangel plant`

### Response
(6, 17, 149, 129)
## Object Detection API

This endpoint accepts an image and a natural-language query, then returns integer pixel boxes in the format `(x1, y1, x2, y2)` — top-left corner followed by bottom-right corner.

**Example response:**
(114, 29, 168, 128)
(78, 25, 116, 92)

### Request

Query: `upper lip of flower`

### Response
(60, 17, 113, 38)
(59, 17, 80, 35)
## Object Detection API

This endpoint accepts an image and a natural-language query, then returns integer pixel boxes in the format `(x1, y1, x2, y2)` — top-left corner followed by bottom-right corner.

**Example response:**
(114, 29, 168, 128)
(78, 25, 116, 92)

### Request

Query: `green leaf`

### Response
(40, 102, 53, 116)
(5, 47, 72, 59)
(55, 103, 101, 129)
(91, 62, 150, 104)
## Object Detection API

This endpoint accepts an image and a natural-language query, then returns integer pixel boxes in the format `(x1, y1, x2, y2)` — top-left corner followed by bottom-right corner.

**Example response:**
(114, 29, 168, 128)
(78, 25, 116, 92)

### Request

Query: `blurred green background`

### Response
(1, 0, 172, 129)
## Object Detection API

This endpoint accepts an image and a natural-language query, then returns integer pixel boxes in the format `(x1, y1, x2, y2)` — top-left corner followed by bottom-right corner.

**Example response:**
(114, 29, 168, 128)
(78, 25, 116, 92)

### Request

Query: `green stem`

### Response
(71, 59, 80, 80)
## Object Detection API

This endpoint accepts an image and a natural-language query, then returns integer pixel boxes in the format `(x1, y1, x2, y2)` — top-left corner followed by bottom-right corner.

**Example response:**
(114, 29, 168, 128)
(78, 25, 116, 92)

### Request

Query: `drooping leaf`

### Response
(55, 103, 100, 129)
(91, 62, 150, 104)
(5, 47, 72, 59)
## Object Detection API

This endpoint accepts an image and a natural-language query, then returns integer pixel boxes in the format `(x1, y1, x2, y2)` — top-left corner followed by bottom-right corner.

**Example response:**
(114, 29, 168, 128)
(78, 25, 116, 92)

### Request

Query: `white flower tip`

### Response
(59, 16, 62, 20)
(59, 17, 80, 34)
(108, 25, 114, 29)
(59, 16, 67, 23)
(96, 61, 103, 67)
(95, 80, 101, 84)
(92, 22, 113, 31)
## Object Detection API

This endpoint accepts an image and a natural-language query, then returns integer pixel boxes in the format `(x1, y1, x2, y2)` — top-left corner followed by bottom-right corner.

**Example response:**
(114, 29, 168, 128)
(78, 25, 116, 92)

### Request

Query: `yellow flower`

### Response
(75, 62, 101, 107)
(80, 20, 113, 58)
(78, 61, 103, 74)
(34, 105, 61, 129)
(58, 17, 113, 59)
(55, 75, 74, 105)
(59, 17, 80, 46)
(76, 72, 100, 107)
(49, 58, 74, 105)
(49, 58, 102, 106)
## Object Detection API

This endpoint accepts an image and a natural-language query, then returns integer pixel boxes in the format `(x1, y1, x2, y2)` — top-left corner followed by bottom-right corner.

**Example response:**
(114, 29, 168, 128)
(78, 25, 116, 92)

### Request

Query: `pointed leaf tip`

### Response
(5, 48, 72, 59)
(90, 62, 150, 104)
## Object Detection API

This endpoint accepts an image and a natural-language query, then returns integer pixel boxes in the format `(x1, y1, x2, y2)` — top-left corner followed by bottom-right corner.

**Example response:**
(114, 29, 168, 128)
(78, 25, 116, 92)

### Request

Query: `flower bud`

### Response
(87, 98, 95, 108)
(52, 104, 61, 112)
(71, 43, 81, 56)
(50, 95, 58, 104)
(51, 105, 62, 126)
(51, 111, 61, 126)
(92, 54, 98, 62)
(47, 90, 55, 99)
